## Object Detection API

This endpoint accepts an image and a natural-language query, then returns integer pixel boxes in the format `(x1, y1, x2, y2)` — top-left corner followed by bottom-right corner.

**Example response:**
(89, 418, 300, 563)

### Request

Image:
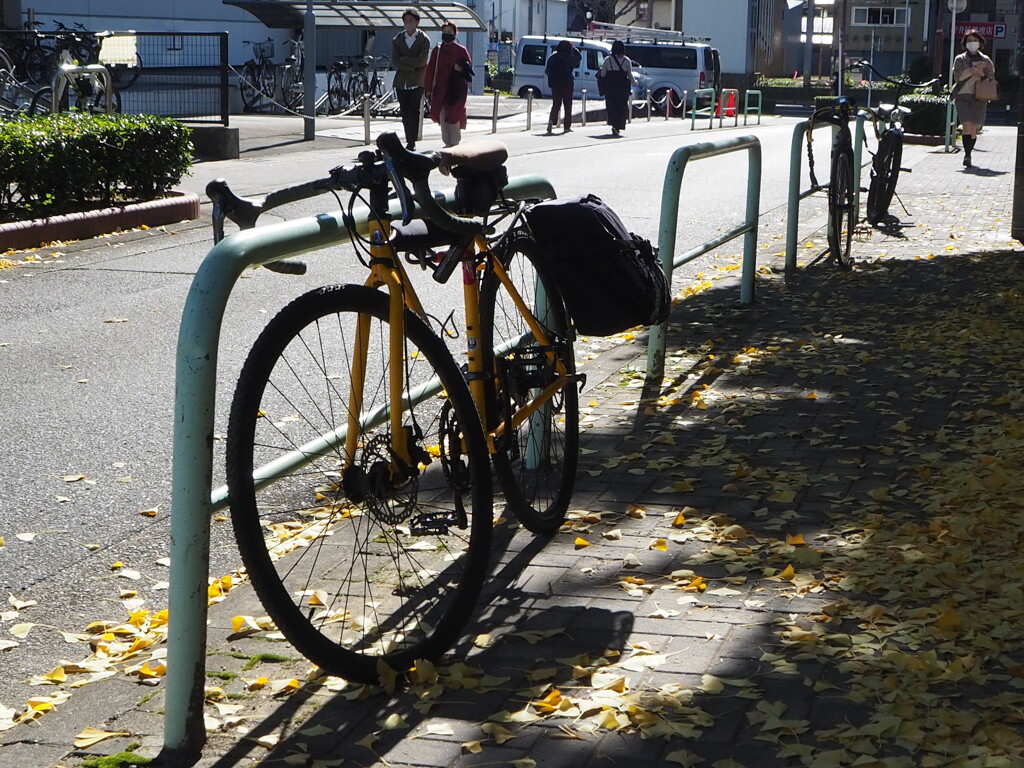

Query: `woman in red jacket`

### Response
(424, 21, 472, 147)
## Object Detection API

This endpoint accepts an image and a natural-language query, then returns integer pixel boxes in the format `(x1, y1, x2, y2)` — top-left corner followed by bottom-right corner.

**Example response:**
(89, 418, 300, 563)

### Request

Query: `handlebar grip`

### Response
(432, 241, 465, 284)
(264, 259, 307, 275)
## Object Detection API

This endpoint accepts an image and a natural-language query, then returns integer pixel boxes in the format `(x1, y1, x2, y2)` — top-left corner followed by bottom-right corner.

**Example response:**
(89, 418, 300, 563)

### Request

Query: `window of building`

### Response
(852, 7, 909, 26)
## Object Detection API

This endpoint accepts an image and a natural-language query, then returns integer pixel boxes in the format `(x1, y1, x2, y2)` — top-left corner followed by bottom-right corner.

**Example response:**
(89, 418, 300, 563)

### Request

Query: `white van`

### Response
(622, 41, 721, 108)
(512, 36, 646, 100)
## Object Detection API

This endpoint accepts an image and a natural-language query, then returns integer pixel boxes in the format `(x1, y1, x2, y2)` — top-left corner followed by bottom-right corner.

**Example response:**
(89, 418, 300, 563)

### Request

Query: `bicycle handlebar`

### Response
(207, 132, 490, 278)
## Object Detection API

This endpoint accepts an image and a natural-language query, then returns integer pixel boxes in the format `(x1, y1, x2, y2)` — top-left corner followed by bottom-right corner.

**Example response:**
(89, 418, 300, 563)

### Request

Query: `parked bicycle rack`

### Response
(52, 63, 114, 113)
(646, 135, 761, 378)
(161, 175, 557, 760)
(690, 87, 716, 130)
(784, 114, 868, 272)
(743, 89, 762, 126)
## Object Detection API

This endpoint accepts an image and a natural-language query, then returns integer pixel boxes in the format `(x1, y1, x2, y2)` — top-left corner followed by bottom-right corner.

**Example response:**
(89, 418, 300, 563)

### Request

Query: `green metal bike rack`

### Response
(161, 174, 557, 761)
(647, 135, 761, 379)
(784, 113, 868, 273)
(945, 101, 959, 153)
(743, 89, 762, 126)
(690, 88, 717, 130)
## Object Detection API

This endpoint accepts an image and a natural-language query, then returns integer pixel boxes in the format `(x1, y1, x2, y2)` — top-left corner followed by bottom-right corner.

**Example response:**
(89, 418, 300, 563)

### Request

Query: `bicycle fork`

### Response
(343, 220, 432, 501)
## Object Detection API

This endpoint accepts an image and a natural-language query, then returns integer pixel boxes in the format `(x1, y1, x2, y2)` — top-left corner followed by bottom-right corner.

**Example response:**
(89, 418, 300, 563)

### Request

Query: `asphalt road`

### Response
(0, 114, 844, 721)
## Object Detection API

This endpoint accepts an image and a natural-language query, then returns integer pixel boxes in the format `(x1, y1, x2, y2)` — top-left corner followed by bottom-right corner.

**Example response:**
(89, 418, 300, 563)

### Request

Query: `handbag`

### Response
(975, 75, 999, 102)
(596, 72, 606, 97)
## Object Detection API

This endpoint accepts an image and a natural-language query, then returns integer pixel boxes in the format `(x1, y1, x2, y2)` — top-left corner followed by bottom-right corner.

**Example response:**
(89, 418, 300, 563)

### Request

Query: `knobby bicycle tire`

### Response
(828, 149, 856, 269)
(480, 232, 580, 533)
(866, 130, 903, 225)
(226, 285, 493, 683)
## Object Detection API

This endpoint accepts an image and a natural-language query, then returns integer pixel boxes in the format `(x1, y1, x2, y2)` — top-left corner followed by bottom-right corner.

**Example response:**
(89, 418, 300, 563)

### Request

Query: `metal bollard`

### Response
(581, 89, 587, 127)
(665, 90, 671, 120)
(363, 95, 371, 145)
(491, 89, 499, 134)
(646, 88, 651, 121)
(526, 90, 533, 131)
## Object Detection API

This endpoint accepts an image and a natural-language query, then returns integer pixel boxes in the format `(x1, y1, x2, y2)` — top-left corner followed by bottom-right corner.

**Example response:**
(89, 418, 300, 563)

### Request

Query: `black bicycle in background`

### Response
(806, 95, 860, 269)
(856, 61, 940, 225)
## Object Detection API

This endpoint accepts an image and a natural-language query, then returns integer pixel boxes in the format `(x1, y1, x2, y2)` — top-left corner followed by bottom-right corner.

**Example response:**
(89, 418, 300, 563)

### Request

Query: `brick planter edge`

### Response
(1, 192, 202, 252)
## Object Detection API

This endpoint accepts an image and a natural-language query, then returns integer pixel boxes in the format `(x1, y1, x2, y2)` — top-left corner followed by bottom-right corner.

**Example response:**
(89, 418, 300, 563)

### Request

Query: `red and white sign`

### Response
(954, 22, 1006, 39)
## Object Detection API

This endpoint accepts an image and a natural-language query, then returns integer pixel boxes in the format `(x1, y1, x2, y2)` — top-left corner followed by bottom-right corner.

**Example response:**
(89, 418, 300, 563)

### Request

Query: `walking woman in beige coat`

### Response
(951, 29, 995, 168)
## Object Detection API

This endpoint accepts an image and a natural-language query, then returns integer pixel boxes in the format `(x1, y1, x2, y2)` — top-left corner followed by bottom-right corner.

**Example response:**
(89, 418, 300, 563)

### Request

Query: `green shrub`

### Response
(810, 93, 950, 136)
(900, 93, 949, 135)
(0, 113, 192, 218)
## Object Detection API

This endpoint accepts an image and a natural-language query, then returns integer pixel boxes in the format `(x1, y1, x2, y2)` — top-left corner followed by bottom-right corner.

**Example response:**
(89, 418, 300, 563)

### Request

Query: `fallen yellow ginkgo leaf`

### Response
(74, 727, 131, 749)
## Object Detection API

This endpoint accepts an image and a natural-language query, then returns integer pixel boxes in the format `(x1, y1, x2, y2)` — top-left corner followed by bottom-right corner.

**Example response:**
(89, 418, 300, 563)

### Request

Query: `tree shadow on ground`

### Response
(188, 248, 1024, 768)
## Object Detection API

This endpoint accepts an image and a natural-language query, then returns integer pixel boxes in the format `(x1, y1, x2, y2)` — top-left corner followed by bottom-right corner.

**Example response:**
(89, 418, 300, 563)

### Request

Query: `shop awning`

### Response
(225, 1, 487, 31)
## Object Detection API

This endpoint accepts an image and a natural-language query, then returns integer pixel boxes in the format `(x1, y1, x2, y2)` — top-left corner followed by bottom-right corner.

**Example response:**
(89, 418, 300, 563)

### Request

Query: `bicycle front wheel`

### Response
(480, 233, 579, 533)
(239, 63, 261, 109)
(327, 68, 349, 113)
(866, 131, 902, 225)
(227, 285, 493, 683)
(828, 149, 856, 269)
(348, 72, 368, 104)
(281, 66, 302, 109)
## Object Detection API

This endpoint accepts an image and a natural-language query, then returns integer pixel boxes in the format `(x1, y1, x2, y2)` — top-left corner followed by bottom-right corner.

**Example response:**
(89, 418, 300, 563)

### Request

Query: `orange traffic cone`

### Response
(725, 91, 736, 117)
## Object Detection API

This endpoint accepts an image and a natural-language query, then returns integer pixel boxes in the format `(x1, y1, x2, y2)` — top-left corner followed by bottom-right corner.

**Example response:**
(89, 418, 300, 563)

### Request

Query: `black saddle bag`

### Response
(524, 194, 670, 336)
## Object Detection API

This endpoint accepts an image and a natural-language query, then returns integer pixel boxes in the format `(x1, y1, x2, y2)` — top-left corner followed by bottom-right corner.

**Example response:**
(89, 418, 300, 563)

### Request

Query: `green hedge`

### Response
(899, 94, 949, 136)
(1, 113, 192, 219)
(811, 93, 949, 135)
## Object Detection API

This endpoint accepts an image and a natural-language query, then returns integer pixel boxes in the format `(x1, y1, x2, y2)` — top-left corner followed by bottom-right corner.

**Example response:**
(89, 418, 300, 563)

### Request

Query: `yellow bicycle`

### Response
(208, 132, 579, 683)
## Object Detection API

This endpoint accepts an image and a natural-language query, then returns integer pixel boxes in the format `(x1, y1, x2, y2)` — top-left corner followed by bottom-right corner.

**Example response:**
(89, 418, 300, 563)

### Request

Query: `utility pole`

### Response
(803, 0, 815, 88)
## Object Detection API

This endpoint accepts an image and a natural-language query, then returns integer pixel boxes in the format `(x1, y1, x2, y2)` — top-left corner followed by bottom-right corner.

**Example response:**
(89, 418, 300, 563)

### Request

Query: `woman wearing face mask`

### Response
(424, 21, 473, 147)
(951, 30, 995, 168)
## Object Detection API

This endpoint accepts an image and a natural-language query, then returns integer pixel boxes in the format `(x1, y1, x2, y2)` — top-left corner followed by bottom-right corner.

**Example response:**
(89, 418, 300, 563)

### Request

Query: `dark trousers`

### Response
(397, 87, 423, 145)
(548, 83, 573, 129)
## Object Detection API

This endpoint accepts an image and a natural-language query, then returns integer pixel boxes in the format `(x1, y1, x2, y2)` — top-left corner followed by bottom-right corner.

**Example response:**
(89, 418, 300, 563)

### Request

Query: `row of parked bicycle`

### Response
(238, 36, 400, 117)
(0, 20, 142, 120)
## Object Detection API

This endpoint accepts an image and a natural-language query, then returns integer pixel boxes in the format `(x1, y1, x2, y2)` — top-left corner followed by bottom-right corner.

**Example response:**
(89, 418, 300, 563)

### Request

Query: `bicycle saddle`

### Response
(435, 141, 509, 176)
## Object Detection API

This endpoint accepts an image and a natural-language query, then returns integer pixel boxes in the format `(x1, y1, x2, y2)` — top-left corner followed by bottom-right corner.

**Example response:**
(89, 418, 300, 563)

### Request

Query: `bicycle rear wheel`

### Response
(828, 149, 856, 270)
(866, 130, 902, 225)
(480, 233, 579, 533)
(227, 285, 493, 683)
(108, 54, 142, 91)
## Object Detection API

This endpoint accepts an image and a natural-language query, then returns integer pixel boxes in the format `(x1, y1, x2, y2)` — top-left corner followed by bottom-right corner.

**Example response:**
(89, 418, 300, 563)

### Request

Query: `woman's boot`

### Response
(963, 135, 975, 167)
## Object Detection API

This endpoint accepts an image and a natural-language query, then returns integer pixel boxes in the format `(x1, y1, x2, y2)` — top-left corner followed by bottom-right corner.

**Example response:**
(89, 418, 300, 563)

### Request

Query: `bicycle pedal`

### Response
(900, 167, 912, 173)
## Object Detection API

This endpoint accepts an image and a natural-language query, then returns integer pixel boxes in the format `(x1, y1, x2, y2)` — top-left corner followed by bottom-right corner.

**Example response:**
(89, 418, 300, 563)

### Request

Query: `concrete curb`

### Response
(0, 192, 202, 252)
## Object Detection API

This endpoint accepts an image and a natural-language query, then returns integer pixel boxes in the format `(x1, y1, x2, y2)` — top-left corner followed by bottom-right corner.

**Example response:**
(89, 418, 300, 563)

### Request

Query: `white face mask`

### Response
(966, 41, 981, 52)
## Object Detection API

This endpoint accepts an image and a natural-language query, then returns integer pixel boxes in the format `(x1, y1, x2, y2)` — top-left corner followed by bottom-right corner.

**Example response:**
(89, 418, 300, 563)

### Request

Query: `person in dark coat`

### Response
(391, 8, 430, 150)
(544, 40, 581, 134)
(424, 21, 473, 147)
(598, 40, 633, 137)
